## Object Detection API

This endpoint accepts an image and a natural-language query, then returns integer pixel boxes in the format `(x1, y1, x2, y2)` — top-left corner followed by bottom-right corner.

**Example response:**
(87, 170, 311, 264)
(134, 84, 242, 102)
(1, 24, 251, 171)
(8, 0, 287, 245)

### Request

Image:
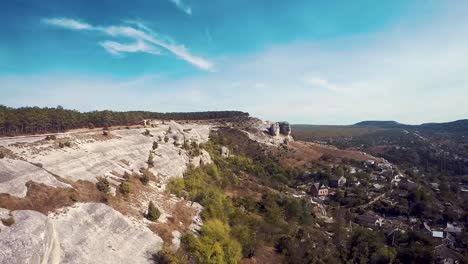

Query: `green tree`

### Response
(147, 201, 161, 221)
(119, 181, 132, 196)
(188, 219, 242, 264)
(335, 167, 345, 177)
(371, 247, 397, 264)
(348, 227, 386, 264)
(96, 177, 111, 193)
(148, 153, 155, 167)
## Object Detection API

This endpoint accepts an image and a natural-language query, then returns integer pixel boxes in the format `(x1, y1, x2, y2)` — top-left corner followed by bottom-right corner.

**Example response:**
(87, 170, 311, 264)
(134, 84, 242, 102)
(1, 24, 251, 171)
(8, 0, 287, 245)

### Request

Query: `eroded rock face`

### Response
(269, 123, 280, 137)
(221, 146, 230, 159)
(1, 122, 210, 184)
(268, 122, 291, 137)
(0, 203, 163, 264)
(0, 210, 50, 264)
(279, 122, 291, 136)
(0, 159, 72, 198)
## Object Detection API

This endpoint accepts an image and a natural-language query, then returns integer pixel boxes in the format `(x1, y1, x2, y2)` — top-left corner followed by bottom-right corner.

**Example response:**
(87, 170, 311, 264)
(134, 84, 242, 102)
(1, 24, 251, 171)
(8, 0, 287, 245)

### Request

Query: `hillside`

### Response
(353, 120, 404, 127)
(420, 119, 468, 131)
(1, 114, 467, 263)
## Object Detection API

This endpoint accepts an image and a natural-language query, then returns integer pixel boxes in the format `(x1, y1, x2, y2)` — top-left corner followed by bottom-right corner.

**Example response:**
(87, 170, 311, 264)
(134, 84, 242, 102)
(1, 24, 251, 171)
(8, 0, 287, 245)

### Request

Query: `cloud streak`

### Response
(100, 40, 161, 56)
(42, 18, 92, 30)
(169, 0, 192, 15)
(42, 18, 213, 71)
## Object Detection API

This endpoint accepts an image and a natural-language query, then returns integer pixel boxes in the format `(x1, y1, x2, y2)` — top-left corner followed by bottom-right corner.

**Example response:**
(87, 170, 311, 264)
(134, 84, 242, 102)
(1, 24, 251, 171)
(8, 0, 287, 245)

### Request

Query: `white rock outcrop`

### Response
(0, 159, 71, 198)
(0, 203, 163, 264)
(2, 123, 210, 185)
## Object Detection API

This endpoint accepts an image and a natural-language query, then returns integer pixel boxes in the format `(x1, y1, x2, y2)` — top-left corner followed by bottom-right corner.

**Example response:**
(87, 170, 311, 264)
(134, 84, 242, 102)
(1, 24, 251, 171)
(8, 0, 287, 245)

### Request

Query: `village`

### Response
(292, 157, 466, 264)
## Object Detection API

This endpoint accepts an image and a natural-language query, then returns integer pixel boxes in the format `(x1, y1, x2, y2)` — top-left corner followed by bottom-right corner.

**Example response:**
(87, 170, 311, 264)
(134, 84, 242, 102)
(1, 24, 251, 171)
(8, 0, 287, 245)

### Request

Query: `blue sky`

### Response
(1, 0, 467, 124)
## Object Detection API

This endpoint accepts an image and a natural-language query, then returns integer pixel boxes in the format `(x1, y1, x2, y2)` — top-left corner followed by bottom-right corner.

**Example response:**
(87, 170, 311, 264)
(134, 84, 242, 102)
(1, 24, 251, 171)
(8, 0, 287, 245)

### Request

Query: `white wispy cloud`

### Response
(20, 5, 468, 124)
(42, 18, 213, 71)
(169, 0, 192, 15)
(303, 77, 338, 91)
(42, 18, 92, 30)
(100, 40, 161, 56)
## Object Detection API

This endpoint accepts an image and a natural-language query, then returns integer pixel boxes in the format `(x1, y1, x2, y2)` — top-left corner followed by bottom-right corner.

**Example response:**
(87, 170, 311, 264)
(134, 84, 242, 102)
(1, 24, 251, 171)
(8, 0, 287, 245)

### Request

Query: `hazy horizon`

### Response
(1, 0, 468, 125)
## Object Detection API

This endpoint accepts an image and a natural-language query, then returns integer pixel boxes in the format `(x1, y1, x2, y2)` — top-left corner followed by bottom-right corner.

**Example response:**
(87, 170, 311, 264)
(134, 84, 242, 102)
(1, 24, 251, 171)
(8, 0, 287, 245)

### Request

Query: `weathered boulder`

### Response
(0, 203, 163, 264)
(268, 122, 291, 137)
(221, 146, 230, 159)
(268, 123, 280, 136)
(279, 122, 291, 136)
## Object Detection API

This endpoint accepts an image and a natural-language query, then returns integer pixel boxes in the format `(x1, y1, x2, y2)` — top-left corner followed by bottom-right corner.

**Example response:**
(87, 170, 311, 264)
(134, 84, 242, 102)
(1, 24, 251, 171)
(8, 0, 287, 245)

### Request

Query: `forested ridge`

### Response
(0, 105, 248, 136)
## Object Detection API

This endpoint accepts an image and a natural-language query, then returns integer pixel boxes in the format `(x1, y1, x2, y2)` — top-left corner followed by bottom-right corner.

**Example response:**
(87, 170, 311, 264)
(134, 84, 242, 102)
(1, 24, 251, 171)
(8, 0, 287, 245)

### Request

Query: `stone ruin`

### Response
(269, 121, 291, 137)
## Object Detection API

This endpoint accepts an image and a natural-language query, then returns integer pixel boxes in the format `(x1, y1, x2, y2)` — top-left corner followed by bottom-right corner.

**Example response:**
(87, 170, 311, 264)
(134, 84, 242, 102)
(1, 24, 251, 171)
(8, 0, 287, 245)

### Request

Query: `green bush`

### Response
(1, 217, 15, 226)
(148, 153, 154, 167)
(96, 177, 111, 193)
(186, 219, 242, 264)
(167, 178, 185, 196)
(45, 135, 56, 140)
(141, 170, 150, 185)
(119, 181, 132, 195)
(152, 141, 158, 150)
(152, 248, 188, 264)
(147, 201, 161, 221)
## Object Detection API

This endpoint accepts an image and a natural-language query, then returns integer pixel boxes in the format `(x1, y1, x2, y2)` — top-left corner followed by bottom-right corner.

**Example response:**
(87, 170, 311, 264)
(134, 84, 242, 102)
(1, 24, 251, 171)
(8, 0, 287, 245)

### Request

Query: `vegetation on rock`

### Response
(147, 201, 161, 222)
(96, 177, 111, 193)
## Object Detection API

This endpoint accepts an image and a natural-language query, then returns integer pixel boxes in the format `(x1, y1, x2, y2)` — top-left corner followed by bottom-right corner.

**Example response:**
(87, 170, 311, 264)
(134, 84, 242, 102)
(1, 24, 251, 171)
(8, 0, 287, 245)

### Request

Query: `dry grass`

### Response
(241, 246, 285, 264)
(0, 180, 105, 214)
(279, 141, 374, 168)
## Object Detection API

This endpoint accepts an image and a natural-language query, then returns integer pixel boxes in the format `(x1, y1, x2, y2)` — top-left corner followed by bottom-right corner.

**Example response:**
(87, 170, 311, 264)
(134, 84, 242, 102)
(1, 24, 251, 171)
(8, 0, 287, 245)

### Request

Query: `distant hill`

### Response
(353, 121, 404, 128)
(352, 119, 468, 132)
(420, 119, 468, 131)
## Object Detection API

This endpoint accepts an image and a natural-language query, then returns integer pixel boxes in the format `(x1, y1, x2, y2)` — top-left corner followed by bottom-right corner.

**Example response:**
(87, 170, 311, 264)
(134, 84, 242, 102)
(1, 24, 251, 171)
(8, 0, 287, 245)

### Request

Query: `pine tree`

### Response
(147, 201, 161, 221)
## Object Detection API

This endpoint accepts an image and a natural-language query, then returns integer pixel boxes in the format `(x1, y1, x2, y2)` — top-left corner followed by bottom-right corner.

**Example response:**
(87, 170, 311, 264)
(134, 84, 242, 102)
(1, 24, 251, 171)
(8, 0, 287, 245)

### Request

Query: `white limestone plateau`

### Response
(0, 158, 72, 198)
(0, 203, 162, 264)
(0, 121, 212, 263)
(0, 122, 210, 197)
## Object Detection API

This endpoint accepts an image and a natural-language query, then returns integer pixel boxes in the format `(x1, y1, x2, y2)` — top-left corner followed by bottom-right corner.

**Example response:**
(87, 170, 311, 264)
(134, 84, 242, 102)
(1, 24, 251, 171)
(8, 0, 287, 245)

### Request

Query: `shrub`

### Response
(141, 170, 150, 185)
(103, 130, 109, 136)
(32, 162, 43, 168)
(148, 153, 155, 167)
(45, 135, 56, 140)
(96, 177, 111, 193)
(1, 217, 15, 226)
(164, 135, 169, 143)
(186, 219, 242, 264)
(59, 142, 65, 148)
(123, 171, 131, 180)
(119, 181, 132, 195)
(0, 152, 4, 159)
(152, 248, 188, 264)
(143, 129, 151, 136)
(167, 178, 185, 196)
(152, 142, 158, 150)
(147, 201, 161, 221)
